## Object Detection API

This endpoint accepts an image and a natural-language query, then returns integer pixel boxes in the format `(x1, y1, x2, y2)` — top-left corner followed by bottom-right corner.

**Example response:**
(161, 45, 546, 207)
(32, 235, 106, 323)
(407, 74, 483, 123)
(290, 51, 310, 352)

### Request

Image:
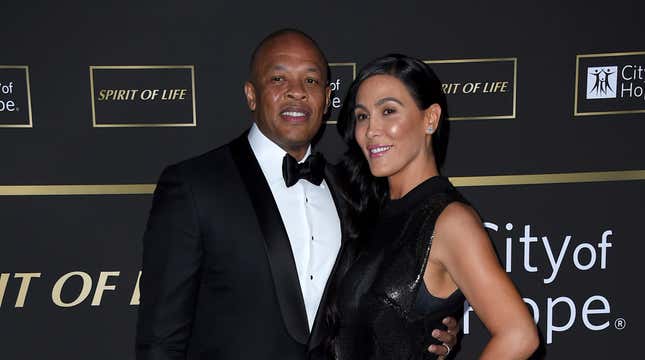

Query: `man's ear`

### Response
(243, 81, 257, 112)
(324, 84, 332, 114)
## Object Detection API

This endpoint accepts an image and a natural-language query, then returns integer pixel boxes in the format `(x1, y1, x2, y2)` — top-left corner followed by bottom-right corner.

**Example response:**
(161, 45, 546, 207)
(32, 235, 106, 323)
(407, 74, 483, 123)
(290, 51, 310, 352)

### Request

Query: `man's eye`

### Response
(271, 76, 284, 82)
(305, 78, 319, 84)
(383, 108, 396, 115)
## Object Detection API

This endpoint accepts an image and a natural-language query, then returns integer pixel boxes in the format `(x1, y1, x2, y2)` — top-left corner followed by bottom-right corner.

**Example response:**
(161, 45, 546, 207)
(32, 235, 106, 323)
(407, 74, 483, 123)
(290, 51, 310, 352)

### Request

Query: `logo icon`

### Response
(586, 66, 617, 99)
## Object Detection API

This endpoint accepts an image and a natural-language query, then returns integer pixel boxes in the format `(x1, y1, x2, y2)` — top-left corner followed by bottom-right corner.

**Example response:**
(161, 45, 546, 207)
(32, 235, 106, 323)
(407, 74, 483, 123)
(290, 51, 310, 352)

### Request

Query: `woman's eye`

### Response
(355, 113, 368, 121)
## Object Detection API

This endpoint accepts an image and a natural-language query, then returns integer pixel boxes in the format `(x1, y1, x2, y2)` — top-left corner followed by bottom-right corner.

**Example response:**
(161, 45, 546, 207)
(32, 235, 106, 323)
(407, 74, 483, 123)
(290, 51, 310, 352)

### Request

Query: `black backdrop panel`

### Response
(0, 196, 144, 359)
(457, 181, 643, 358)
(1, 1, 644, 359)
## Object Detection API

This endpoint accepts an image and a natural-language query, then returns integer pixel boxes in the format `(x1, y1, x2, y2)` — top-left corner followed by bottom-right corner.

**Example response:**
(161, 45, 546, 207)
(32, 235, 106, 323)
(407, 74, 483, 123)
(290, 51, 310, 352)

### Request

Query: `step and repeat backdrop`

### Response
(1, 1, 643, 359)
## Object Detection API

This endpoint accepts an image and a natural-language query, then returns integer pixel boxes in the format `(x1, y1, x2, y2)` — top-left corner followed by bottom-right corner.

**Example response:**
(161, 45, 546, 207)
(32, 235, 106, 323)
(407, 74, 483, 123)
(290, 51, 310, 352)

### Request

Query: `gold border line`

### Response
(451, 170, 645, 187)
(428, 58, 518, 64)
(577, 51, 645, 58)
(0, 65, 33, 128)
(1, 170, 644, 195)
(0, 184, 155, 196)
(329, 62, 357, 78)
(89, 65, 197, 127)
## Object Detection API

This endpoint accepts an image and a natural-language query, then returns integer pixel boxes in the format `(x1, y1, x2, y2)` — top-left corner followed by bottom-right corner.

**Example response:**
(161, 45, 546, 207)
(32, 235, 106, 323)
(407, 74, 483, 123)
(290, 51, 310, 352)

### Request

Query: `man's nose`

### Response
(286, 81, 307, 100)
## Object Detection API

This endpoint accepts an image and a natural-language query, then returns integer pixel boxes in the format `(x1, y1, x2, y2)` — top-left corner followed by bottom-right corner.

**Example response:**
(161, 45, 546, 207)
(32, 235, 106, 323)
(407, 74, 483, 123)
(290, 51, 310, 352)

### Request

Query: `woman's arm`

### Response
(430, 202, 539, 360)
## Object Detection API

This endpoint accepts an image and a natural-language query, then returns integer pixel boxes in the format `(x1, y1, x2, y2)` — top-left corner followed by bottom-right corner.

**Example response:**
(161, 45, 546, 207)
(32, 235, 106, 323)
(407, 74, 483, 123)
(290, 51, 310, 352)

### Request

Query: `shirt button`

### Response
(310, 275, 313, 280)
(311, 236, 314, 241)
(305, 197, 308, 203)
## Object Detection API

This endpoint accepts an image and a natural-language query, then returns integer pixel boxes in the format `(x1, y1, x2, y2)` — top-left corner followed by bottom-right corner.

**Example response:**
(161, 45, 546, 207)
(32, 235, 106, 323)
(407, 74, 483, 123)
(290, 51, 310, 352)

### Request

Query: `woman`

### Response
(329, 54, 539, 359)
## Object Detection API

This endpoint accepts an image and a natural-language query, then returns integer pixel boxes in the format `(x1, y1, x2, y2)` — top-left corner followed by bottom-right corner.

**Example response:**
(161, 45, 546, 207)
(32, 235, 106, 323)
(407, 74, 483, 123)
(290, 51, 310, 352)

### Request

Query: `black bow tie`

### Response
(282, 152, 326, 187)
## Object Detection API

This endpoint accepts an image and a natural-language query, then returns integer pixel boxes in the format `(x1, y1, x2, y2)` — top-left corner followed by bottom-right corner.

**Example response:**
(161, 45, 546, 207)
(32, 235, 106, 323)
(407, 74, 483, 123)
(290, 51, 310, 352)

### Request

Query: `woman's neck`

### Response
(388, 160, 439, 200)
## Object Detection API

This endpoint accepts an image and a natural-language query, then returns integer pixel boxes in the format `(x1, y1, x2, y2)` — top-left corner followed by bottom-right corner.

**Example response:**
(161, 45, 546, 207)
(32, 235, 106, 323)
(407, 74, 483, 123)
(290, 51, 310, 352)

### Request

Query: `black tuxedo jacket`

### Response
(135, 133, 355, 360)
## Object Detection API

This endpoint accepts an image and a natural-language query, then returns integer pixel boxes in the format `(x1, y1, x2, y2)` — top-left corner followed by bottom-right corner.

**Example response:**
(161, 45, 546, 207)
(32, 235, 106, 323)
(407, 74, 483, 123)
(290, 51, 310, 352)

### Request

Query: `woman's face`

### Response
(353, 74, 437, 179)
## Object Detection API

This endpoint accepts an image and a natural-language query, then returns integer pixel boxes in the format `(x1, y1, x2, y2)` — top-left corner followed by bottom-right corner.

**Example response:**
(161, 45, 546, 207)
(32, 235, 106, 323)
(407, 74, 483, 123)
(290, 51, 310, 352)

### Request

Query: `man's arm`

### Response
(427, 316, 459, 359)
(136, 164, 203, 360)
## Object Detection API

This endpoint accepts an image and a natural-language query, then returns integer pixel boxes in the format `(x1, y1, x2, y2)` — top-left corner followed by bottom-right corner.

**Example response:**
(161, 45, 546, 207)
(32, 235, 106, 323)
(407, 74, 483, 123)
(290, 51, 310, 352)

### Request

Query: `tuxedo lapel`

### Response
(229, 134, 310, 345)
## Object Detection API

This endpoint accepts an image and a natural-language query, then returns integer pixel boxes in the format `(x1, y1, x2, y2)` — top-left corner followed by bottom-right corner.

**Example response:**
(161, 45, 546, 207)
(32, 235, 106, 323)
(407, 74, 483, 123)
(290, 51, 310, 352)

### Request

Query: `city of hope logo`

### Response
(586, 66, 617, 99)
(575, 51, 645, 116)
(327, 63, 356, 124)
(0, 66, 32, 128)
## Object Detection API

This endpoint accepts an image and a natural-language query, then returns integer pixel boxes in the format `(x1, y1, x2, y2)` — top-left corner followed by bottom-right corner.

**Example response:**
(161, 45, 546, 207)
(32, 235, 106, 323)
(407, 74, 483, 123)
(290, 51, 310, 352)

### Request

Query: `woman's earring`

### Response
(426, 125, 434, 134)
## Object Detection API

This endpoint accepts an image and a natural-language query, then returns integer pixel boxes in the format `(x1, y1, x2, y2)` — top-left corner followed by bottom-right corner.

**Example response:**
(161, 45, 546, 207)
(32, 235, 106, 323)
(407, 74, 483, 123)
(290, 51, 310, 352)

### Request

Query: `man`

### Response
(135, 29, 457, 359)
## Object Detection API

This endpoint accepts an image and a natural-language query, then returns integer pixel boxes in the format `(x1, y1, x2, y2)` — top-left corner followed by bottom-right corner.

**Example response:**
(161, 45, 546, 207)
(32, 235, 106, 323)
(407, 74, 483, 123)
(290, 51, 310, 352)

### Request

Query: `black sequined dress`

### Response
(334, 176, 467, 360)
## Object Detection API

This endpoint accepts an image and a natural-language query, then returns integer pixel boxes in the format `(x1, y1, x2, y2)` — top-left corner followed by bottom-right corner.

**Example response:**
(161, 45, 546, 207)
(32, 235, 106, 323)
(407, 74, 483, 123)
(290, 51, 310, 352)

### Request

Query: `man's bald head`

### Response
(249, 28, 330, 84)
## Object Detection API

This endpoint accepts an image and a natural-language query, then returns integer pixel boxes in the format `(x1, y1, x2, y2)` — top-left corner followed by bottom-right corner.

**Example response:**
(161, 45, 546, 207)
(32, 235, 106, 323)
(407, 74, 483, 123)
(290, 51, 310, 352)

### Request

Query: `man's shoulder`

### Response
(180, 142, 232, 168)
(160, 135, 245, 180)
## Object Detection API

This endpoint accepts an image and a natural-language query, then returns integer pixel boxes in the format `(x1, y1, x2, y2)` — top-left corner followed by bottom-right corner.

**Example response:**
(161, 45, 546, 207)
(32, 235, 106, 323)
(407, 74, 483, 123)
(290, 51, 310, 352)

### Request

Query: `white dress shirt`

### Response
(248, 124, 342, 330)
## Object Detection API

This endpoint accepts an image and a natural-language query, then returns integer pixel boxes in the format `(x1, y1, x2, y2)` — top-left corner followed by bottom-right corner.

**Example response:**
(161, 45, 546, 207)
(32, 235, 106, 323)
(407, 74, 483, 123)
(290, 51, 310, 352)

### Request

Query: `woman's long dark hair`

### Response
(324, 54, 450, 356)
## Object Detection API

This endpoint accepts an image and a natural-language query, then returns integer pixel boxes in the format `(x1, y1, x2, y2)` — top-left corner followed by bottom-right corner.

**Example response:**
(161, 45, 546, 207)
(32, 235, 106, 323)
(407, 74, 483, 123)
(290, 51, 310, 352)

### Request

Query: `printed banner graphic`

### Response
(327, 63, 356, 124)
(425, 58, 517, 120)
(575, 51, 645, 116)
(0, 66, 32, 128)
(90, 65, 197, 127)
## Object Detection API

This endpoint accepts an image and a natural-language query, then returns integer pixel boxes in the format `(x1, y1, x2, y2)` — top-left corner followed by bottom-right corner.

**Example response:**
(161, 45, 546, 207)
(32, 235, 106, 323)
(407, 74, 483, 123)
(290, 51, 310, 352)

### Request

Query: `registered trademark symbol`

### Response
(614, 318, 626, 330)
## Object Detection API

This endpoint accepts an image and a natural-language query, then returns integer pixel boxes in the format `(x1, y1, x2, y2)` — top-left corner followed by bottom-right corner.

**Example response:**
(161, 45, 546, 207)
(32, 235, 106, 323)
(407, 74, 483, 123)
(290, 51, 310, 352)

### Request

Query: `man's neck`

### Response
(285, 147, 308, 161)
(251, 123, 311, 162)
